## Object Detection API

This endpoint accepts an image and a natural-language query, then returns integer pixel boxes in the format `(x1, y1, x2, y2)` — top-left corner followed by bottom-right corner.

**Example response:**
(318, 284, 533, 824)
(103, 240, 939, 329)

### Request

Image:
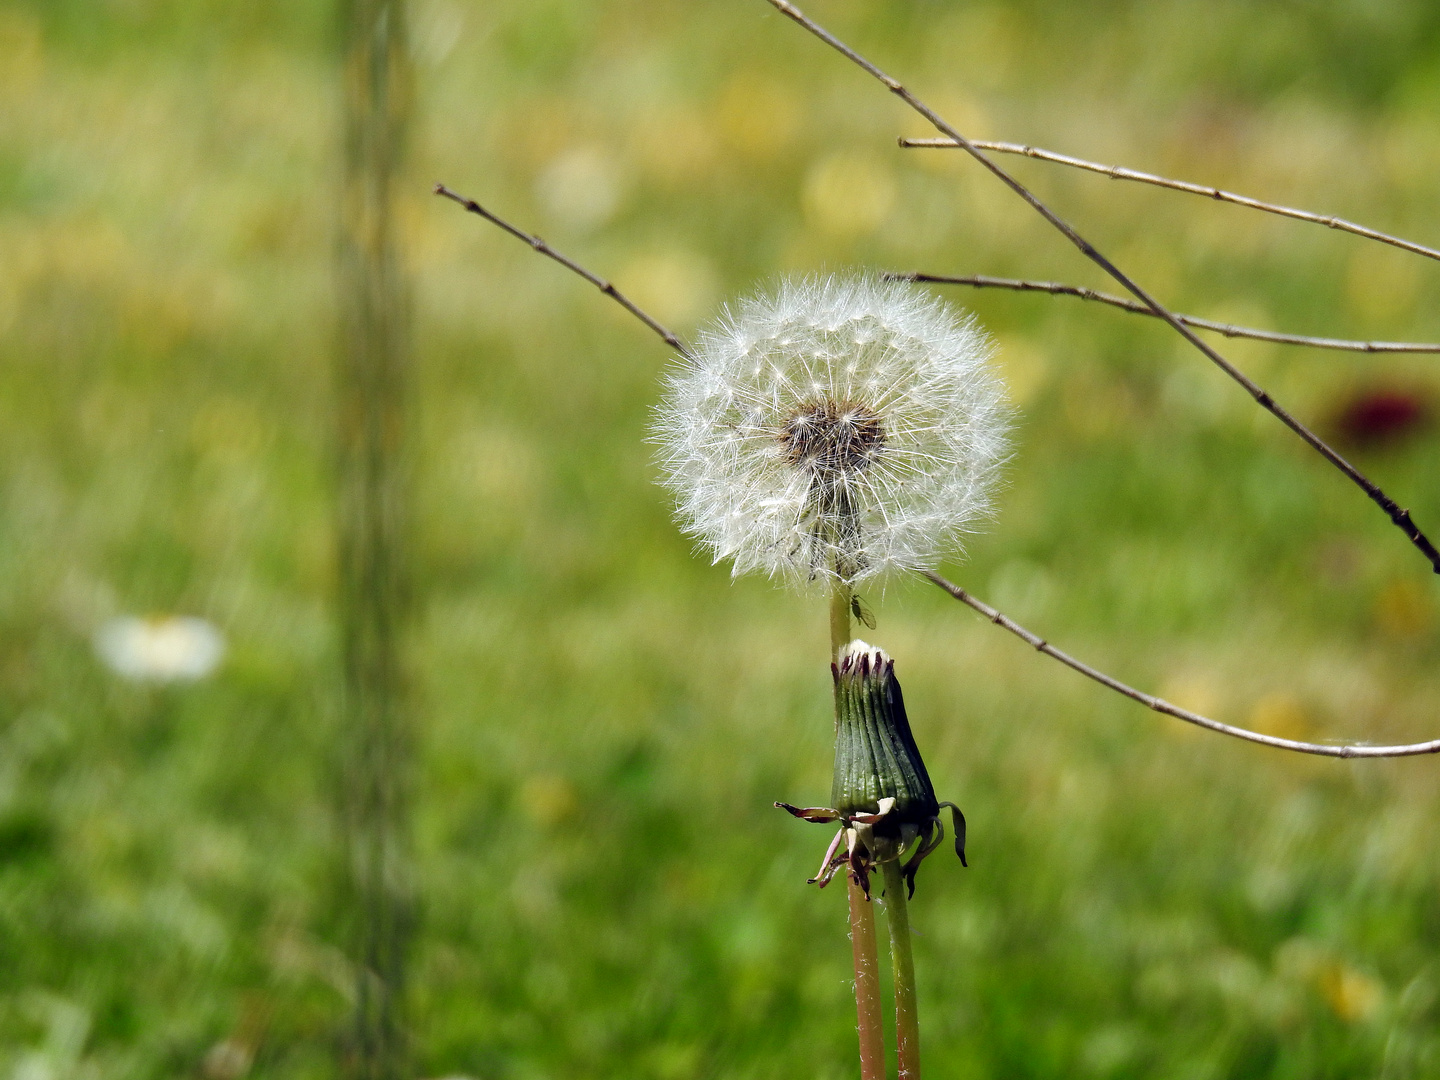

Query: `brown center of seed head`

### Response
(779, 398, 886, 476)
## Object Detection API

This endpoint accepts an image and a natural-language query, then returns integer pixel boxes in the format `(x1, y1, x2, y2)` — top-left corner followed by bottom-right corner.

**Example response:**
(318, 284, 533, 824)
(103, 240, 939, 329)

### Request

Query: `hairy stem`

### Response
(881, 859, 920, 1080)
(831, 579, 854, 663)
(848, 874, 887, 1080)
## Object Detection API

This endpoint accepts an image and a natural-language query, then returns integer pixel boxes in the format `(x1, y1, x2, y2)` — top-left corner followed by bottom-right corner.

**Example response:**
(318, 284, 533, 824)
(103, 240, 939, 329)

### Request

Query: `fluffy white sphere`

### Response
(654, 274, 1009, 589)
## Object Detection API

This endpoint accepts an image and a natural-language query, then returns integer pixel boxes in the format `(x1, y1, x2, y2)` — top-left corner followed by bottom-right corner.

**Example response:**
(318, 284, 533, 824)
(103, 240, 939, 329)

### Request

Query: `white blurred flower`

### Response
(535, 146, 626, 233)
(654, 274, 1008, 589)
(94, 615, 226, 682)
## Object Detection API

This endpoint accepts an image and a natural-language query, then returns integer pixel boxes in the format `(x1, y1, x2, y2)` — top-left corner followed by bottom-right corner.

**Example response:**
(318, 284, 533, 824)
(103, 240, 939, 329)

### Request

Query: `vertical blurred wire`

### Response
(337, 0, 413, 1077)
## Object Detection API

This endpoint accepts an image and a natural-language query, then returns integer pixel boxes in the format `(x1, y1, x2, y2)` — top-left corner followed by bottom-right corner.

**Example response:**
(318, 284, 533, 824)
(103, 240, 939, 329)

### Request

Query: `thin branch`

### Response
(432, 183, 693, 359)
(901, 138, 1440, 265)
(924, 570, 1440, 759)
(432, 181, 1440, 763)
(889, 272, 1440, 354)
(762, 0, 1440, 576)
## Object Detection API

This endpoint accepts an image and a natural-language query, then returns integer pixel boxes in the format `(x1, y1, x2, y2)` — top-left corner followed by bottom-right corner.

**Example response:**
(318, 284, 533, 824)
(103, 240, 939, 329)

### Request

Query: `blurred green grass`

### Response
(4, 0, 1440, 1077)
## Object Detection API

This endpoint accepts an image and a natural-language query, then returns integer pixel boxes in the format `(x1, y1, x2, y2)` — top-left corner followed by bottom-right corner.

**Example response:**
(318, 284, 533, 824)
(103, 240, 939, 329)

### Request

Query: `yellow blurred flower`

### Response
(0, 9, 43, 98)
(1247, 692, 1312, 741)
(716, 73, 799, 161)
(1318, 962, 1383, 1023)
(520, 774, 579, 828)
(1374, 577, 1433, 638)
(630, 104, 721, 188)
(616, 248, 718, 327)
(801, 152, 896, 238)
(1346, 244, 1420, 323)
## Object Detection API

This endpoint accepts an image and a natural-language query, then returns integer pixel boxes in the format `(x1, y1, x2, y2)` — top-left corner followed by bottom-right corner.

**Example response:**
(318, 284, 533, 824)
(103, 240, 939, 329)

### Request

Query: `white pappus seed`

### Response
(653, 274, 1010, 590)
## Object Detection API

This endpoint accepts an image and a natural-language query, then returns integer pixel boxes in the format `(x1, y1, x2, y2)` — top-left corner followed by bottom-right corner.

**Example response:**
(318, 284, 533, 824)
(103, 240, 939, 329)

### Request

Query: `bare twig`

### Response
(925, 570, 1440, 759)
(432, 183, 693, 359)
(889, 272, 1440, 354)
(434, 181, 1440, 760)
(902, 138, 1440, 265)
(762, 0, 1440, 576)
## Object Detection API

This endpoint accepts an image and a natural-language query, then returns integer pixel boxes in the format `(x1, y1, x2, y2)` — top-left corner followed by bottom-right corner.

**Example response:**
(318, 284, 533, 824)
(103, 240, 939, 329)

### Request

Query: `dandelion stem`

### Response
(924, 569, 1440, 758)
(881, 859, 920, 1080)
(831, 580, 853, 663)
(761, 0, 1440, 577)
(848, 875, 888, 1080)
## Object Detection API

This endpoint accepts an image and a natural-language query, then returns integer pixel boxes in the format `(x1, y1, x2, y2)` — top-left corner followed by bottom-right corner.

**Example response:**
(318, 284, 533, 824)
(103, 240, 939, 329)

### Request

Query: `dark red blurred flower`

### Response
(1335, 389, 1431, 448)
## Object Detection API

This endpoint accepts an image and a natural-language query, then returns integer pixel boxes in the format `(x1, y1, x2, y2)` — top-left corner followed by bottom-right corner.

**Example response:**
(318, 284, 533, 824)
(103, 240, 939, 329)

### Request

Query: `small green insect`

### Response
(851, 594, 876, 630)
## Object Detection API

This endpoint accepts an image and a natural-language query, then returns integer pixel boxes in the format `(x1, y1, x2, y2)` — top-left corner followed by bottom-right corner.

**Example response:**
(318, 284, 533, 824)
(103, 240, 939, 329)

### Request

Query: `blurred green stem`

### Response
(832, 579, 884, 1080)
(337, 0, 413, 1076)
(882, 859, 920, 1080)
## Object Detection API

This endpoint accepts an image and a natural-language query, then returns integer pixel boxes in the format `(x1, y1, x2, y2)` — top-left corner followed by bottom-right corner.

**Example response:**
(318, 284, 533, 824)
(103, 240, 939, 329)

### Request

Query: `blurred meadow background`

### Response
(5, 0, 1440, 1077)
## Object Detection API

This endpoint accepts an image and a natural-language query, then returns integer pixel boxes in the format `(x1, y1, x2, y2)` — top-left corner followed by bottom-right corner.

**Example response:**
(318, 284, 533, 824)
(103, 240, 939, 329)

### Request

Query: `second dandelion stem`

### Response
(882, 859, 920, 1079)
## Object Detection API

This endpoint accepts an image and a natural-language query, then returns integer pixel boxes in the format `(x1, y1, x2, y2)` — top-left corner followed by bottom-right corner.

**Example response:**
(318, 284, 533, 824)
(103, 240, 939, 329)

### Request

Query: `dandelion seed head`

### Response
(654, 274, 1009, 589)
